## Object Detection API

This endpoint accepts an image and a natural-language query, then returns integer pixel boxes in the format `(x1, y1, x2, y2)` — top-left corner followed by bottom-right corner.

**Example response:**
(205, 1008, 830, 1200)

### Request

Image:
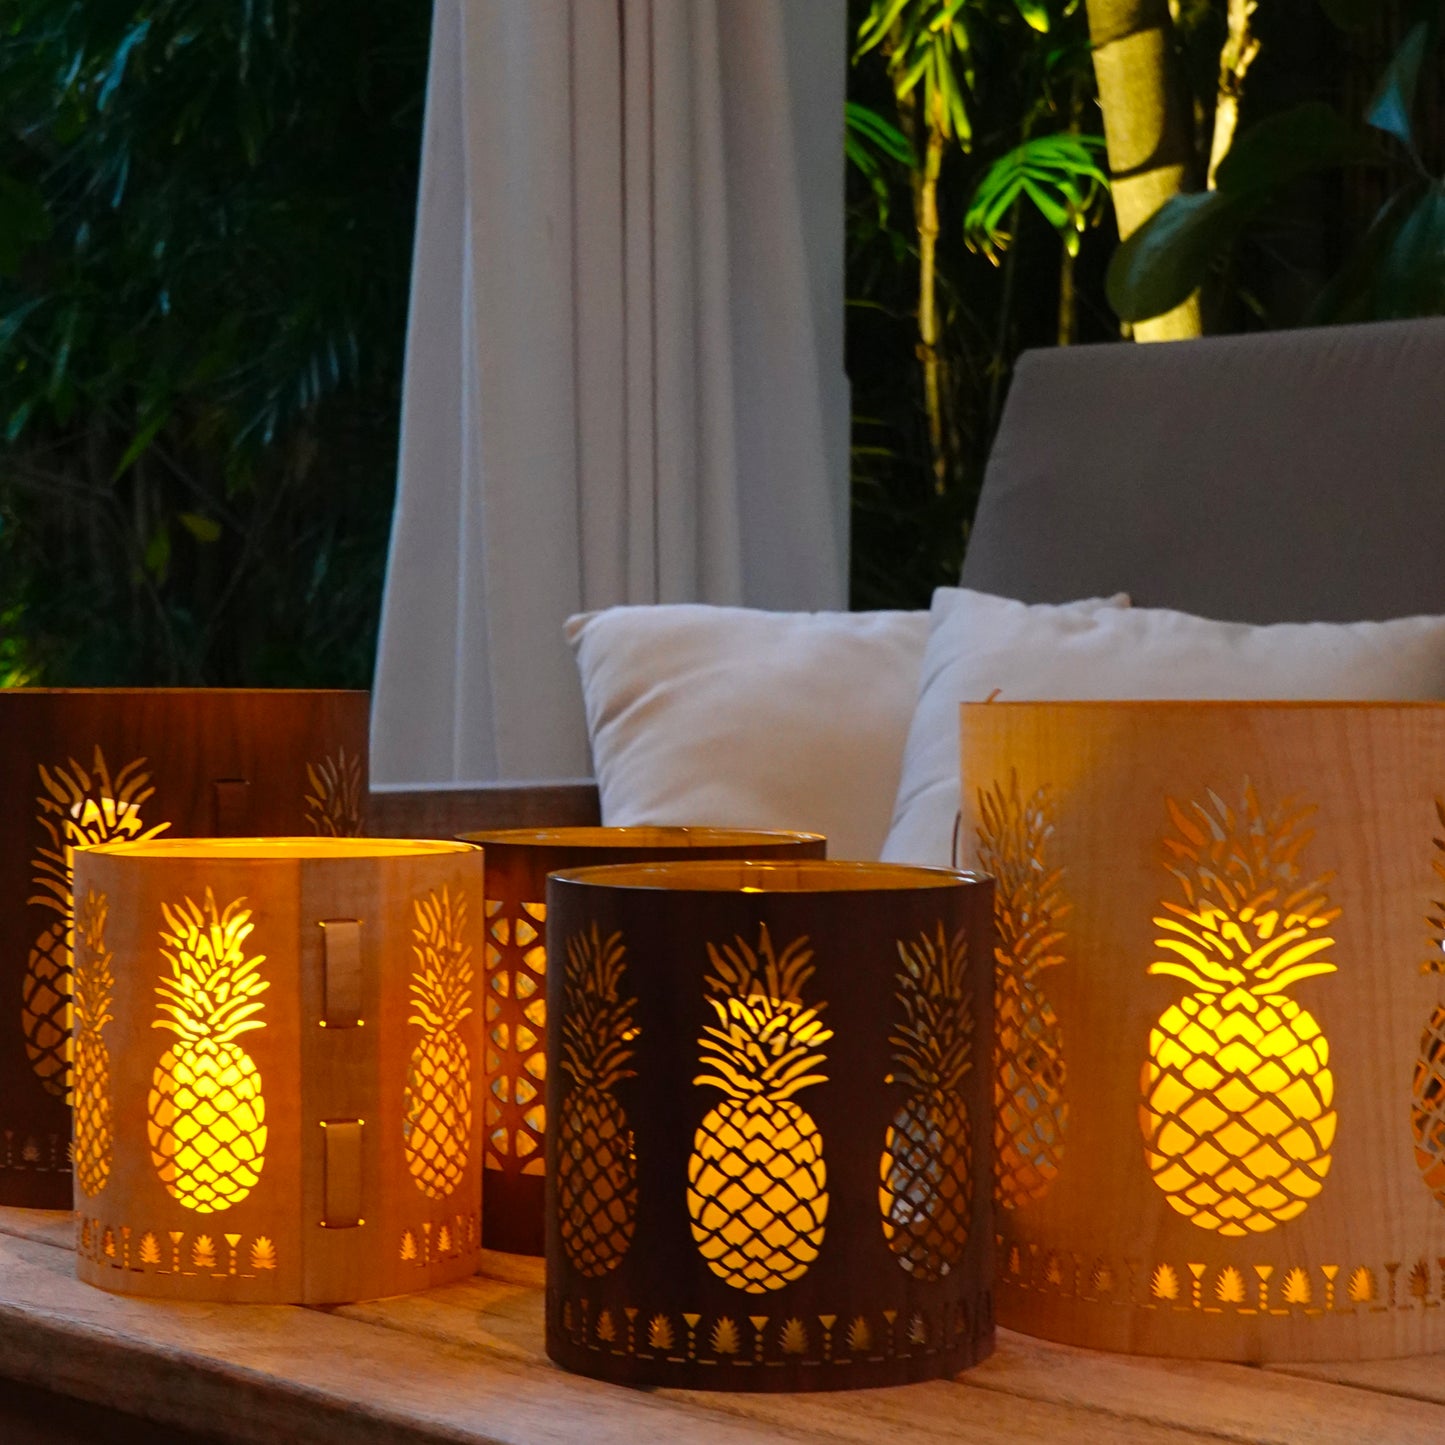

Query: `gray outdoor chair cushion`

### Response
(959, 316, 1445, 623)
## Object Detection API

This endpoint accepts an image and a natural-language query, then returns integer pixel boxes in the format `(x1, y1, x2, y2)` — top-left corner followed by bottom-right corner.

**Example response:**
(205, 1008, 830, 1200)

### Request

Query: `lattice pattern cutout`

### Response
(77, 1214, 278, 1278)
(557, 924, 638, 1277)
(398, 1208, 481, 1267)
(303, 747, 364, 837)
(72, 890, 115, 1199)
(26, 748, 168, 1101)
(1414, 800, 1445, 1206)
(403, 888, 474, 1200)
(1143, 784, 1339, 1236)
(976, 771, 1068, 1210)
(687, 925, 830, 1294)
(557, 1291, 986, 1367)
(880, 924, 974, 1281)
(483, 899, 548, 1175)
(148, 890, 269, 1214)
(999, 1228, 1445, 1317)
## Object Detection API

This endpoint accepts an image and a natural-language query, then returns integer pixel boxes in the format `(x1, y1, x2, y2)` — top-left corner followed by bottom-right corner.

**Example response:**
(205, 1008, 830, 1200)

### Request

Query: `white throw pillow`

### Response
(566, 605, 930, 860)
(882, 588, 1445, 866)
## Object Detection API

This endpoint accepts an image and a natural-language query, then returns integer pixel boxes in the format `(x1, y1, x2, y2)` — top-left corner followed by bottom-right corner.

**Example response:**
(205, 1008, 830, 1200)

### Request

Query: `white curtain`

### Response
(371, 0, 849, 785)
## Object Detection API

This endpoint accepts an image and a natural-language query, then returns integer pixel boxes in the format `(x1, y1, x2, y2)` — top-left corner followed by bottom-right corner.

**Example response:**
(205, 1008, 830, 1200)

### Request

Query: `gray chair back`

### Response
(960, 317, 1445, 622)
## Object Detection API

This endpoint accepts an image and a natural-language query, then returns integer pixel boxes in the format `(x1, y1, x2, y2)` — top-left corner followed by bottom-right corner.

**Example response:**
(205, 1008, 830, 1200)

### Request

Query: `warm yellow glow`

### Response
(1141, 785, 1338, 1236)
(403, 887, 475, 1200)
(558, 924, 639, 1276)
(72, 889, 116, 1198)
(976, 772, 1068, 1209)
(27, 749, 168, 1101)
(148, 889, 268, 1214)
(687, 925, 830, 1293)
(303, 747, 364, 837)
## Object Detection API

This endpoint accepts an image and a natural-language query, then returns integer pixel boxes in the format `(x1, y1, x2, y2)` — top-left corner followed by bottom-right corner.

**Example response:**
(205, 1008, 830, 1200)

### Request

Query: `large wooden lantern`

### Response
(0, 688, 367, 1208)
(69, 837, 483, 1304)
(544, 858, 995, 1390)
(960, 701, 1445, 1362)
(457, 828, 826, 1256)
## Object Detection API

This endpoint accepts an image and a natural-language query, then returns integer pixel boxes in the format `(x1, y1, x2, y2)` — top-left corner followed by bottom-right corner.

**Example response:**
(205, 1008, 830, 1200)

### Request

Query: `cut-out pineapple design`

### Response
(73, 889, 115, 1198)
(879, 923, 974, 1281)
(976, 772, 1068, 1207)
(557, 923, 639, 1276)
(303, 747, 363, 837)
(403, 887, 475, 1200)
(148, 889, 269, 1213)
(26, 749, 167, 1099)
(687, 924, 831, 1293)
(1412, 799, 1445, 1206)
(1142, 784, 1339, 1235)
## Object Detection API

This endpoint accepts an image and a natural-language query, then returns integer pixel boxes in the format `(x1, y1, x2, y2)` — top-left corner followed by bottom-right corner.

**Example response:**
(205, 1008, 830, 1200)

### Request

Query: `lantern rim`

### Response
(549, 858, 981, 893)
(457, 825, 824, 849)
(81, 837, 474, 861)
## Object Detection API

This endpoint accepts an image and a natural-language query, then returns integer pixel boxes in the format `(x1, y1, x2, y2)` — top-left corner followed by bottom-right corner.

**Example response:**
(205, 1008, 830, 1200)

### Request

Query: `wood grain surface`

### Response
(0, 1206, 1441, 1443)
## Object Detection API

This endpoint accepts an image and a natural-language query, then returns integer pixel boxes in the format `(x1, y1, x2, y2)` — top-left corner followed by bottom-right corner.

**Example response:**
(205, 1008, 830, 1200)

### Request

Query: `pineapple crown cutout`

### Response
(409, 888, 475, 1036)
(887, 924, 973, 1096)
(975, 771, 1069, 982)
(1154, 782, 1340, 997)
(30, 748, 169, 917)
(1424, 798, 1445, 975)
(74, 890, 115, 1036)
(695, 924, 832, 1102)
(304, 747, 364, 838)
(154, 890, 268, 1046)
(560, 923, 638, 1091)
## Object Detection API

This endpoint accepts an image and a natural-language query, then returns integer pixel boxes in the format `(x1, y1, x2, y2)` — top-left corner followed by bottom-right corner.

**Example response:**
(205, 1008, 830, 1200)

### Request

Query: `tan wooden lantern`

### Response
(456, 828, 826, 1257)
(69, 837, 483, 1304)
(0, 688, 367, 1208)
(544, 858, 995, 1390)
(959, 700, 1445, 1362)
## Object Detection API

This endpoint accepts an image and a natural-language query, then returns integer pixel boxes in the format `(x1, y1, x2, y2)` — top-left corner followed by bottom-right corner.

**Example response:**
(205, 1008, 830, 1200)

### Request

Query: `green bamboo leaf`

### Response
(845, 101, 916, 165)
(112, 408, 172, 481)
(179, 513, 222, 544)
(1013, 0, 1051, 32)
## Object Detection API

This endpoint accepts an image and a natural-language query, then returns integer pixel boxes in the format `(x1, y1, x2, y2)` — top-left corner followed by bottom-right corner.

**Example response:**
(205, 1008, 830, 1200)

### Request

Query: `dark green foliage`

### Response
(1108, 7, 1445, 329)
(0, 0, 429, 684)
(846, 0, 1115, 610)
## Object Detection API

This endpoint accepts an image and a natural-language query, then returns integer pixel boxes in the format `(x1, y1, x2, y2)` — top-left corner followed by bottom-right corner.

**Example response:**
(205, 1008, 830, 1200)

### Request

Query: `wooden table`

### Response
(1, 1206, 1443, 1444)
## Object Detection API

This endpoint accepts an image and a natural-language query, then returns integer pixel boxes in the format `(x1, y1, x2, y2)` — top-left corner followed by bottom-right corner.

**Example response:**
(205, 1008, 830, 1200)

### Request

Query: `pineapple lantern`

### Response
(0, 688, 367, 1209)
(544, 858, 996, 1391)
(961, 700, 1445, 1364)
(456, 827, 825, 1257)
(70, 837, 483, 1305)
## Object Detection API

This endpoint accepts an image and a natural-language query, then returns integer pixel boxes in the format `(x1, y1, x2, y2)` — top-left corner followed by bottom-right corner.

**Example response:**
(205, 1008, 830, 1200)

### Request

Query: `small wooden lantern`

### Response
(960, 701, 1445, 1362)
(544, 858, 995, 1390)
(0, 688, 367, 1208)
(457, 828, 826, 1256)
(69, 837, 483, 1304)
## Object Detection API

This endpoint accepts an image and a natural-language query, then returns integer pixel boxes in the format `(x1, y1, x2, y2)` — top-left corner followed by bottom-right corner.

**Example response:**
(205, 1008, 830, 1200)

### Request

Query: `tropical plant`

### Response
(847, 0, 1115, 608)
(1109, 4, 1445, 327)
(0, 0, 428, 686)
